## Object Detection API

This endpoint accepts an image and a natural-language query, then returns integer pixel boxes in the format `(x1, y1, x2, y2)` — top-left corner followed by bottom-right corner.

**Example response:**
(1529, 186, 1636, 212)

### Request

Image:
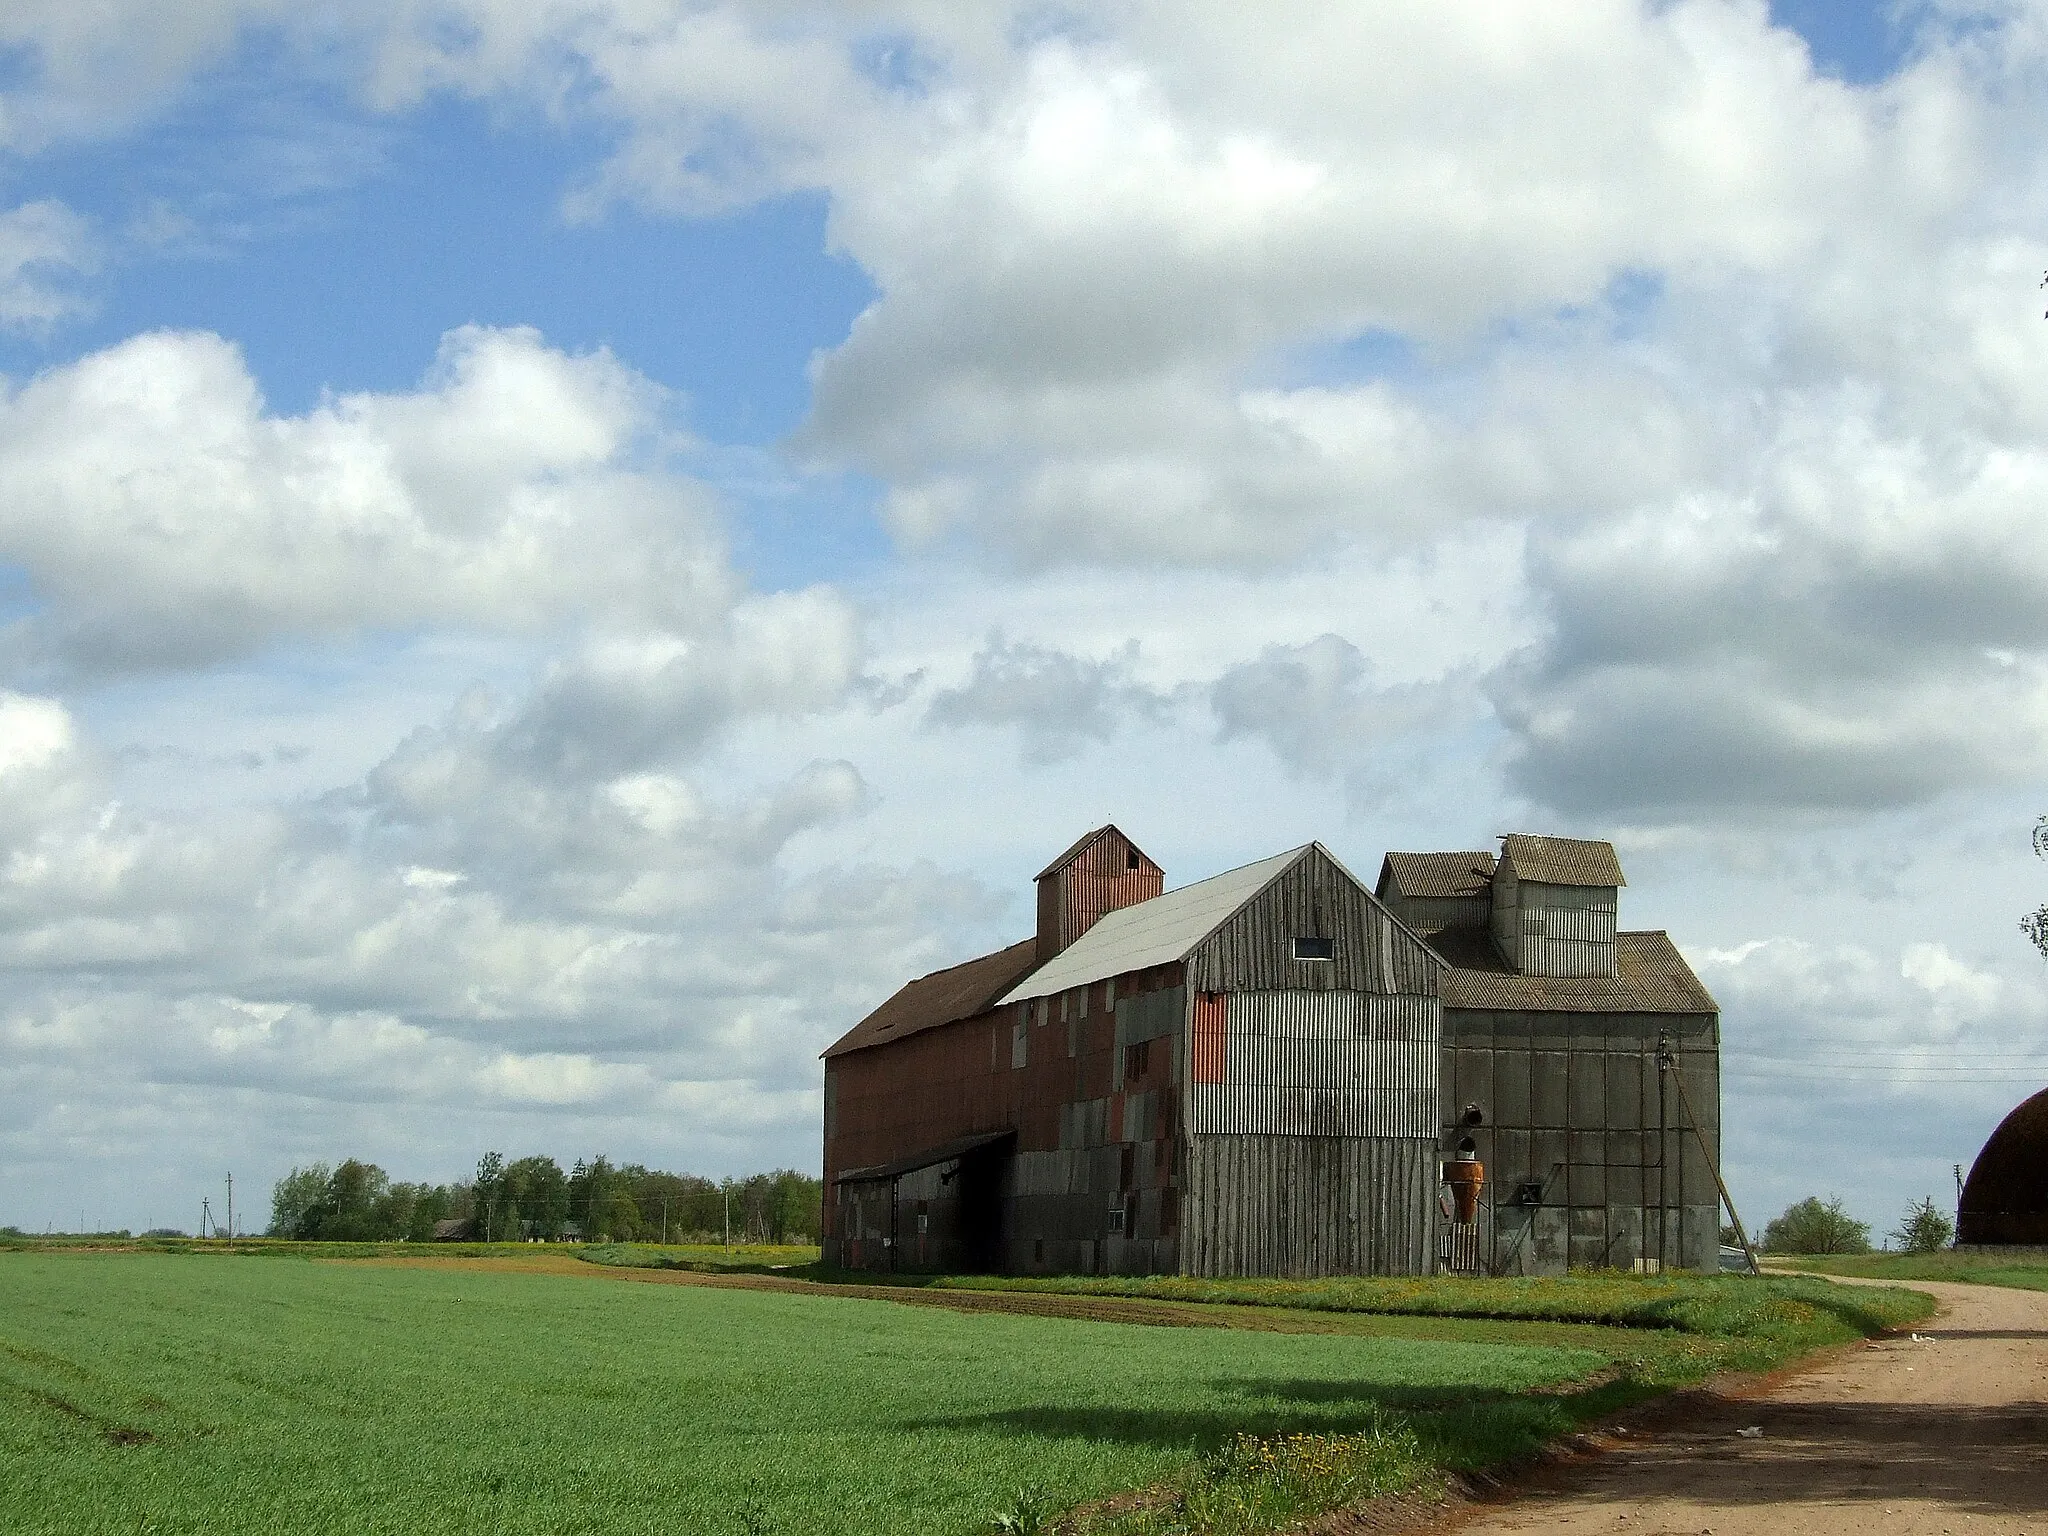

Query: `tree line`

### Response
(269, 1154, 822, 1245)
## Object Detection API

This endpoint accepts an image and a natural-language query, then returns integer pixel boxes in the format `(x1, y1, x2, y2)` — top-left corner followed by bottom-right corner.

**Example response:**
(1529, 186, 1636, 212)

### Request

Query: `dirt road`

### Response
(1438, 1279, 2048, 1536)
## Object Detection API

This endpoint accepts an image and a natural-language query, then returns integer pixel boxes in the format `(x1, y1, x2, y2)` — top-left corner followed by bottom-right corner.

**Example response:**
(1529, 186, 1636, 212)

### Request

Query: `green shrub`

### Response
(1761, 1196, 1871, 1254)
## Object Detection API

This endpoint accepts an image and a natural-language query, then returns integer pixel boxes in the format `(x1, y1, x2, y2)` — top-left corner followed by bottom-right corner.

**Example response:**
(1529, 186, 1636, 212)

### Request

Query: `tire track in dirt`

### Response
(1426, 1278, 2048, 1536)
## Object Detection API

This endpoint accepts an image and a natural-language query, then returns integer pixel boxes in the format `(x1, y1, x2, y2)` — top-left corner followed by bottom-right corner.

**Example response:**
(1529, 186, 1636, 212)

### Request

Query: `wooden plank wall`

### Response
(1183, 1134, 1434, 1277)
(1185, 844, 1438, 996)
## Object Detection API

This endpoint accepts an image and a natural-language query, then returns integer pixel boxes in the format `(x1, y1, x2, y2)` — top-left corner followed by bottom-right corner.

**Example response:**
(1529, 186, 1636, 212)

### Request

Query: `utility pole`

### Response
(200, 1197, 214, 1238)
(660, 1197, 668, 1247)
(225, 1173, 234, 1240)
(1658, 1039, 1758, 1273)
(723, 1182, 731, 1255)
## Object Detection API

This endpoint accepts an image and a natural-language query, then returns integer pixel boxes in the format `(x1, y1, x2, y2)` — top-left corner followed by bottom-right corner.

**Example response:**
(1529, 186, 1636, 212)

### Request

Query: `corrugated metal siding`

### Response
(1500, 881, 1619, 979)
(1185, 843, 1438, 996)
(1394, 894, 1490, 932)
(1443, 1007, 1720, 1273)
(1183, 1134, 1434, 1276)
(1190, 991, 1439, 1139)
(1039, 826, 1165, 959)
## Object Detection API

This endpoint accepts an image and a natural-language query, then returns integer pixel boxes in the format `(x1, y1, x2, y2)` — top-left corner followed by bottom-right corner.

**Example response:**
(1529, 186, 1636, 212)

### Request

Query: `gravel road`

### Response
(1433, 1278, 2048, 1536)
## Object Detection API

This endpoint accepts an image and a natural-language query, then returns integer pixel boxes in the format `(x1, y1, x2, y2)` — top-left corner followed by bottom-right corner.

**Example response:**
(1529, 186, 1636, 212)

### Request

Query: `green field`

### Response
(0, 1250, 1933, 1536)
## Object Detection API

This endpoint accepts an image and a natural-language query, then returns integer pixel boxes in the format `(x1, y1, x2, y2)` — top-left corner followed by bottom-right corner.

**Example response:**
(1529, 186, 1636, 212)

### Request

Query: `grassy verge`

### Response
(581, 1240, 820, 1272)
(1764, 1250, 2048, 1292)
(804, 1267, 1932, 1377)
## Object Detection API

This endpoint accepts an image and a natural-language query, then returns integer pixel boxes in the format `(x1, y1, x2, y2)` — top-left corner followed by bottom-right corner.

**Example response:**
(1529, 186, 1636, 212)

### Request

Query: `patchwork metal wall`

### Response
(1189, 991, 1438, 1139)
(1442, 1008, 1720, 1273)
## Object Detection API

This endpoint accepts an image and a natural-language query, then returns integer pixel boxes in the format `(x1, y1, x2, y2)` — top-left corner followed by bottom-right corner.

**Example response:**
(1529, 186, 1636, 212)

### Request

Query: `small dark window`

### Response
(1124, 1040, 1151, 1081)
(1106, 1204, 1126, 1234)
(1293, 935, 1335, 962)
(1127, 847, 1141, 870)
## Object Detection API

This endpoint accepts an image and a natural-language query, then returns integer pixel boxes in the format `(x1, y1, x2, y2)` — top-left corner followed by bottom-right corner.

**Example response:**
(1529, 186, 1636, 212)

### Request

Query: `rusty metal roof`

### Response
(1959, 1086, 2048, 1244)
(1498, 834, 1626, 888)
(1379, 850, 1496, 899)
(1001, 846, 1309, 1005)
(821, 938, 1039, 1059)
(1429, 927, 1714, 1013)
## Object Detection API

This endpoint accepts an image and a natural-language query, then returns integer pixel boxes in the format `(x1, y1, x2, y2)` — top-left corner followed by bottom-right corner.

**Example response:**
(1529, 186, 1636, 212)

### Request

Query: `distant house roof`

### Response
(1000, 847, 1309, 1005)
(822, 938, 1040, 1059)
(1499, 834, 1626, 888)
(1429, 928, 1713, 1013)
(1379, 850, 1496, 900)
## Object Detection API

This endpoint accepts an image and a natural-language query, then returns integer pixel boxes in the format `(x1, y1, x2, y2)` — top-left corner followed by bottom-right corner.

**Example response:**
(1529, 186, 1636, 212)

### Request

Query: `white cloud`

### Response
(0, 200, 97, 330)
(0, 324, 733, 674)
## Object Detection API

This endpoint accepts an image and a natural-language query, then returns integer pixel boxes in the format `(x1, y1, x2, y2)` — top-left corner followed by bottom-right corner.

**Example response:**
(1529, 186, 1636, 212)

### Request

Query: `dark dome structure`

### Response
(1958, 1086, 2048, 1245)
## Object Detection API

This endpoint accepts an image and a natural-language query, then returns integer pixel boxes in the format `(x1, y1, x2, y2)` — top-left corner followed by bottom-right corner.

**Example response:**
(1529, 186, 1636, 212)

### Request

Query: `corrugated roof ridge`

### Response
(1380, 848, 1497, 898)
(1498, 832, 1627, 888)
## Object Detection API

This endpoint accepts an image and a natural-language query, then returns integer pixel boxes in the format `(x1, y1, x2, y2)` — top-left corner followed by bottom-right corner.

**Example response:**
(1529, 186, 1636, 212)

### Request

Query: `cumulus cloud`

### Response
(924, 632, 1173, 763)
(0, 324, 733, 674)
(0, 0, 289, 150)
(1493, 389, 2048, 820)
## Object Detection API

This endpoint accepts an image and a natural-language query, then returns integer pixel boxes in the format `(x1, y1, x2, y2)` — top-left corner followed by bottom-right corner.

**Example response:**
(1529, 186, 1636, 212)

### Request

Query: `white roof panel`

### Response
(999, 846, 1308, 1005)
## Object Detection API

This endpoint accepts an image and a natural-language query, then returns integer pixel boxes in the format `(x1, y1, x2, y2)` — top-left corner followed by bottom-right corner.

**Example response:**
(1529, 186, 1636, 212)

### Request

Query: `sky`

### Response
(2, 0, 2046, 1242)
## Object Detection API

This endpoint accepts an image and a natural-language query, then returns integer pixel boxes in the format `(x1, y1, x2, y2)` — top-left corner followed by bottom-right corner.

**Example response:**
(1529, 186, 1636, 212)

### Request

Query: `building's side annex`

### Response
(1378, 835, 1723, 1274)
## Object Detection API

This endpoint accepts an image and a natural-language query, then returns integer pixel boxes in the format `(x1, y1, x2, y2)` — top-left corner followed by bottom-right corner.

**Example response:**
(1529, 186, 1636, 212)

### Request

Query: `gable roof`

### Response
(1428, 927, 1714, 1013)
(999, 846, 1308, 1005)
(821, 938, 1039, 1059)
(1379, 850, 1496, 900)
(1499, 834, 1626, 888)
(1035, 823, 1154, 880)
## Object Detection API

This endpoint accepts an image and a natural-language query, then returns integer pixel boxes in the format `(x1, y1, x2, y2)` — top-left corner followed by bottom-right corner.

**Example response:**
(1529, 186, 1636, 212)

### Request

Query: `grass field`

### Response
(1765, 1249, 2048, 1292)
(0, 1249, 1933, 1536)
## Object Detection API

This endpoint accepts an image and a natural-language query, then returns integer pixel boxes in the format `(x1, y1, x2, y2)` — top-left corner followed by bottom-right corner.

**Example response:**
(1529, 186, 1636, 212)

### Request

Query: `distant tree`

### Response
(473, 1152, 508, 1242)
(1761, 1195, 1872, 1254)
(506, 1156, 570, 1241)
(1889, 1196, 1955, 1254)
(270, 1164, 332, 1239)
(320, 1160, 393, 1241)
(570, 1155, 639, 1242)
(2024, 817, 2048, 959)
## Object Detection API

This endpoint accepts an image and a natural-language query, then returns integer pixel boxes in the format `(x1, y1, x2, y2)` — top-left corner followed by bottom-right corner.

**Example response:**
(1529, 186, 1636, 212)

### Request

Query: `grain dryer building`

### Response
(821, 827, 1720, 1278)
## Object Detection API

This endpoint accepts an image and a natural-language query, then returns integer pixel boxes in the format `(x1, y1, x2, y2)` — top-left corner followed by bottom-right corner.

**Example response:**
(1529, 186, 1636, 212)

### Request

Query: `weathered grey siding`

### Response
(1183, 1134, 1434, 1276)
(1492, 877, 1618, 979)
(1444, 1007, 1719, 1272)
(1185, 844, 1438, 996)
(1386, 892, 1489, 932)
(1190, 991, 1438, 1138)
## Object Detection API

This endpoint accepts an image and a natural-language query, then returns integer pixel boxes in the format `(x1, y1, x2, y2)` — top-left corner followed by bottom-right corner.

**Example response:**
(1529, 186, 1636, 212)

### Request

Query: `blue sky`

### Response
(2, 0, 2047, 1241)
